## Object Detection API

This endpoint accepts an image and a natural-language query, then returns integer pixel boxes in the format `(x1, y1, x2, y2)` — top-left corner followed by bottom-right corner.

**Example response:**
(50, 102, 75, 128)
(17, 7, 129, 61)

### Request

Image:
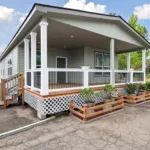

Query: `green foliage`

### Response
(118, 53, 127, 70)
(125, 83, 137, 94)
(80, 88, 94, 103)
(118, 14, 148, 70)
(94, 92, 101, 97)
(146, 82, 150, 90)
(128, 14, 148, 38)
(137, 84, 147, 91)
(103, 85, 117, 98)
(146, 73, 150, 79)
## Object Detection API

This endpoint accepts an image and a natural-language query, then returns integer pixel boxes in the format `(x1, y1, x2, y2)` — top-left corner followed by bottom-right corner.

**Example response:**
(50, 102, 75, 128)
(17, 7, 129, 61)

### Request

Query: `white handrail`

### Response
(133, 71, 143, 73)
(26, 69, 31, 72)
(88, 69, 111, 72)
(47, 68, 111, 72)
(48, 68, 83, 72)
(114, 70, 130, 73)
(33, 69, 41, 72)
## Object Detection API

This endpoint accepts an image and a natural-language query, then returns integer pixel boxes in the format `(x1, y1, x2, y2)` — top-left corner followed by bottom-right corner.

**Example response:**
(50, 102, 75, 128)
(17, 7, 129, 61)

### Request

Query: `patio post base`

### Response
(37, 111, 46, 120)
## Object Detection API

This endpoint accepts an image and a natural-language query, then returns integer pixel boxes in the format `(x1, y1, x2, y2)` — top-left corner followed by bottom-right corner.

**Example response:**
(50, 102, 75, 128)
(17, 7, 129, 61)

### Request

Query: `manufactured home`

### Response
(0, 3, 150, 119)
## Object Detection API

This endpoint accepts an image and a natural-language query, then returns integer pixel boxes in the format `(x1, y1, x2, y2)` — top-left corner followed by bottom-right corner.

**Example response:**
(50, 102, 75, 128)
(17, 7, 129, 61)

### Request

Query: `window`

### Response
(36, 50, 41, 68)
(95, 52, 110, 76)
(8, 59, 12, 76)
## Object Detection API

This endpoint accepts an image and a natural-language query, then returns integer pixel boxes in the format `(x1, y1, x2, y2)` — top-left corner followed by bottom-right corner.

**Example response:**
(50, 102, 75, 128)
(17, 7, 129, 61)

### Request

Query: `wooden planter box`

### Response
(124, 91, 150, 105)
(70, 98, 124, 123)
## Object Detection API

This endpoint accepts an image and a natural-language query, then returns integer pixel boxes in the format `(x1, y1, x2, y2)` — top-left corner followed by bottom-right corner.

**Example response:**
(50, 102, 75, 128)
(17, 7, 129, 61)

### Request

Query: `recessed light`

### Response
(70, 35, 74, 38)
(64, 46, 67, 48)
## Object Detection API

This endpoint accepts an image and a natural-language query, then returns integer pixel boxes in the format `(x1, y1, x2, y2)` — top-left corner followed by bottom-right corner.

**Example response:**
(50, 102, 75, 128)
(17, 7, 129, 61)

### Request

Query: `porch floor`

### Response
(26, 84, 125, 98)
(48, 83, 110, 89)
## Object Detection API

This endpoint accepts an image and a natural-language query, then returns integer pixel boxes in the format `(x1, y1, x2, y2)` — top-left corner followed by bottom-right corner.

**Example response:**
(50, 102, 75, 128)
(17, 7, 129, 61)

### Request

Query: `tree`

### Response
(118, 14, 148, 70)
(128, 14, 148, 38)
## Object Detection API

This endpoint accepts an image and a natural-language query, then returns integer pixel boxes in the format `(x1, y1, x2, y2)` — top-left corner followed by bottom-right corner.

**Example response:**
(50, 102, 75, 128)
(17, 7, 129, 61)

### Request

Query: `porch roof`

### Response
(0, 3, 150, 60)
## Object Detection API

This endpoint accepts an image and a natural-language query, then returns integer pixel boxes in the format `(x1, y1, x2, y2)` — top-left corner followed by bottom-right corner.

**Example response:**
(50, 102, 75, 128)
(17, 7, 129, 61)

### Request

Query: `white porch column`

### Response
(127, 53, 130, 70)
(82, 66, 90, 88)
(110, 39, 115, 86)
(24, 39, 30, 87)
(127, 52, 130, 83)
(142, 49, 146, 83)
(40, 20, 48, 95)
(30, 32, 37, 91)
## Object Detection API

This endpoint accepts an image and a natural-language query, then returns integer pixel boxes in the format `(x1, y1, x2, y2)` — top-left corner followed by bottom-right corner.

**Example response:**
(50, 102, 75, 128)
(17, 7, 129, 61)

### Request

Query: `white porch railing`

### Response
(114, 70, 130, 85)
(25, 68, 145, 95)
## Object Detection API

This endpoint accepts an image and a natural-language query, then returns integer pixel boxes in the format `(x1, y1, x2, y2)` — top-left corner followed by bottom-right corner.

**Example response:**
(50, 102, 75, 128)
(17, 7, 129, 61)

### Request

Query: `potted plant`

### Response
(102, 85, 117, 109)
(125, 83, 137, 96)
(80, 88, 95, 107)
(103, 85, 117, 102)
(137, 84, 147, 95)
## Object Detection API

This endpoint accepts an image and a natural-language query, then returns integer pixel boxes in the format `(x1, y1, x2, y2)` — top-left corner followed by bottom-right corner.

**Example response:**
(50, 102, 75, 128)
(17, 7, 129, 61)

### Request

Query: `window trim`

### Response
(8, 59, 12, 76)
(94, 51, 110, 77)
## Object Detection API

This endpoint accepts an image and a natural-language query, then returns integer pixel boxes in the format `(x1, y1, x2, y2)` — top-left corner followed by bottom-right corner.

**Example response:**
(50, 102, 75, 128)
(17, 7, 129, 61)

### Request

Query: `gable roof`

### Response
(0, 3, 150, 60)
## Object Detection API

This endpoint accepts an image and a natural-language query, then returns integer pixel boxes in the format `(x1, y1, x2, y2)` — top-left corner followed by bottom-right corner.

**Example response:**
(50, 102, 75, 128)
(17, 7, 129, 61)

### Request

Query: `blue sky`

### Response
(0, 0, 150, 53)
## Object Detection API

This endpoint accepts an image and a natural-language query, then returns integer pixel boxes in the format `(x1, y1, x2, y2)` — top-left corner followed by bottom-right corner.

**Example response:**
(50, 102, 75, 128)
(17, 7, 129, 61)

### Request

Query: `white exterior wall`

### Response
(18, 46, 24, 74)
(12, 46, 19, 75)
(0, 46, 19, 79)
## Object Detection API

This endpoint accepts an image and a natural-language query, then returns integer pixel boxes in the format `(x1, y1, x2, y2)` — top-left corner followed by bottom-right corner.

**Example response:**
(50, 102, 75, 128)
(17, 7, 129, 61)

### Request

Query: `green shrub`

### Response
(125, 83, 137, 94)
(147, 73, 150, 79)
(80, 88, 94, 103)
(103, 85, 117, 98)
(137, 84, 147, 91)
(146, 82, 150, 90)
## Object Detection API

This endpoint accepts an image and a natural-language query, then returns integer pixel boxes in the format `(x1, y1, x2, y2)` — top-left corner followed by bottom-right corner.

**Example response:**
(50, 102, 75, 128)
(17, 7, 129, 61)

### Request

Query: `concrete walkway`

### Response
(1, 102, 150, 150)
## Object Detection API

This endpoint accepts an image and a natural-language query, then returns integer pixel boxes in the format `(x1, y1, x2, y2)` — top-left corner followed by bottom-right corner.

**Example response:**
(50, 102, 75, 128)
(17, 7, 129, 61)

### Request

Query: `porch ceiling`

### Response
(35, 20, 143, 53)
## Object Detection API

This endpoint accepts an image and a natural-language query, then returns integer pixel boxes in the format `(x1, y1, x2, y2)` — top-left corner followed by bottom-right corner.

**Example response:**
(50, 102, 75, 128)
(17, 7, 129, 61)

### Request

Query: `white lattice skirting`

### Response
(25, 91, 86, 115)
(25, 88, 126, 115)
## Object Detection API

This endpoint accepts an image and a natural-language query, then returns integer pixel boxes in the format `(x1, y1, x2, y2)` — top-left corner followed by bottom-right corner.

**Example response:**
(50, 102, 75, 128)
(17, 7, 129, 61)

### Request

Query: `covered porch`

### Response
(21, 17, 147, 96)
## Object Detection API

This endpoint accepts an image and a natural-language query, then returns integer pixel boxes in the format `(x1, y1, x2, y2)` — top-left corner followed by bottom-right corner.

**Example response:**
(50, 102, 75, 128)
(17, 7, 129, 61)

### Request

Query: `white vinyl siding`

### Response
(0, 46, 19, 78)
(12, 46, 18, 75)
(18, 46, 24, 74)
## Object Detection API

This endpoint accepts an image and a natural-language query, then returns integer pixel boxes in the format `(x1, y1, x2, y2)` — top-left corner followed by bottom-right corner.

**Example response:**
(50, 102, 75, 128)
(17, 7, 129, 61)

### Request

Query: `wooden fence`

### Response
(124, 92, 150, 104)
(70, 98, 124, 122)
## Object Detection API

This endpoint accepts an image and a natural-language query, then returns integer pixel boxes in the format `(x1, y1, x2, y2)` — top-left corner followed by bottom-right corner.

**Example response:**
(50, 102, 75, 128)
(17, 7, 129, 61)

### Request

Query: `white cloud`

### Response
(134, 4, 150, 19)
(64, 0, 106, 14)
(19, 13, 28, 23)
(0, 5, 14, 22)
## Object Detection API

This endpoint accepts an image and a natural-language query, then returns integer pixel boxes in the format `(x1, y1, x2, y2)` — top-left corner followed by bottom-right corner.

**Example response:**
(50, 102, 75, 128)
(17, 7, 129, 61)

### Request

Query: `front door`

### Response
(57, 57, 67, 84)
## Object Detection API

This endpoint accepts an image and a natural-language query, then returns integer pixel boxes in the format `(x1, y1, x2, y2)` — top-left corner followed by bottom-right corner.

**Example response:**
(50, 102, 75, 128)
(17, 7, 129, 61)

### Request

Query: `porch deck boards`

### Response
(48, 83, 109, 89)
(25, 84, 125, 99)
